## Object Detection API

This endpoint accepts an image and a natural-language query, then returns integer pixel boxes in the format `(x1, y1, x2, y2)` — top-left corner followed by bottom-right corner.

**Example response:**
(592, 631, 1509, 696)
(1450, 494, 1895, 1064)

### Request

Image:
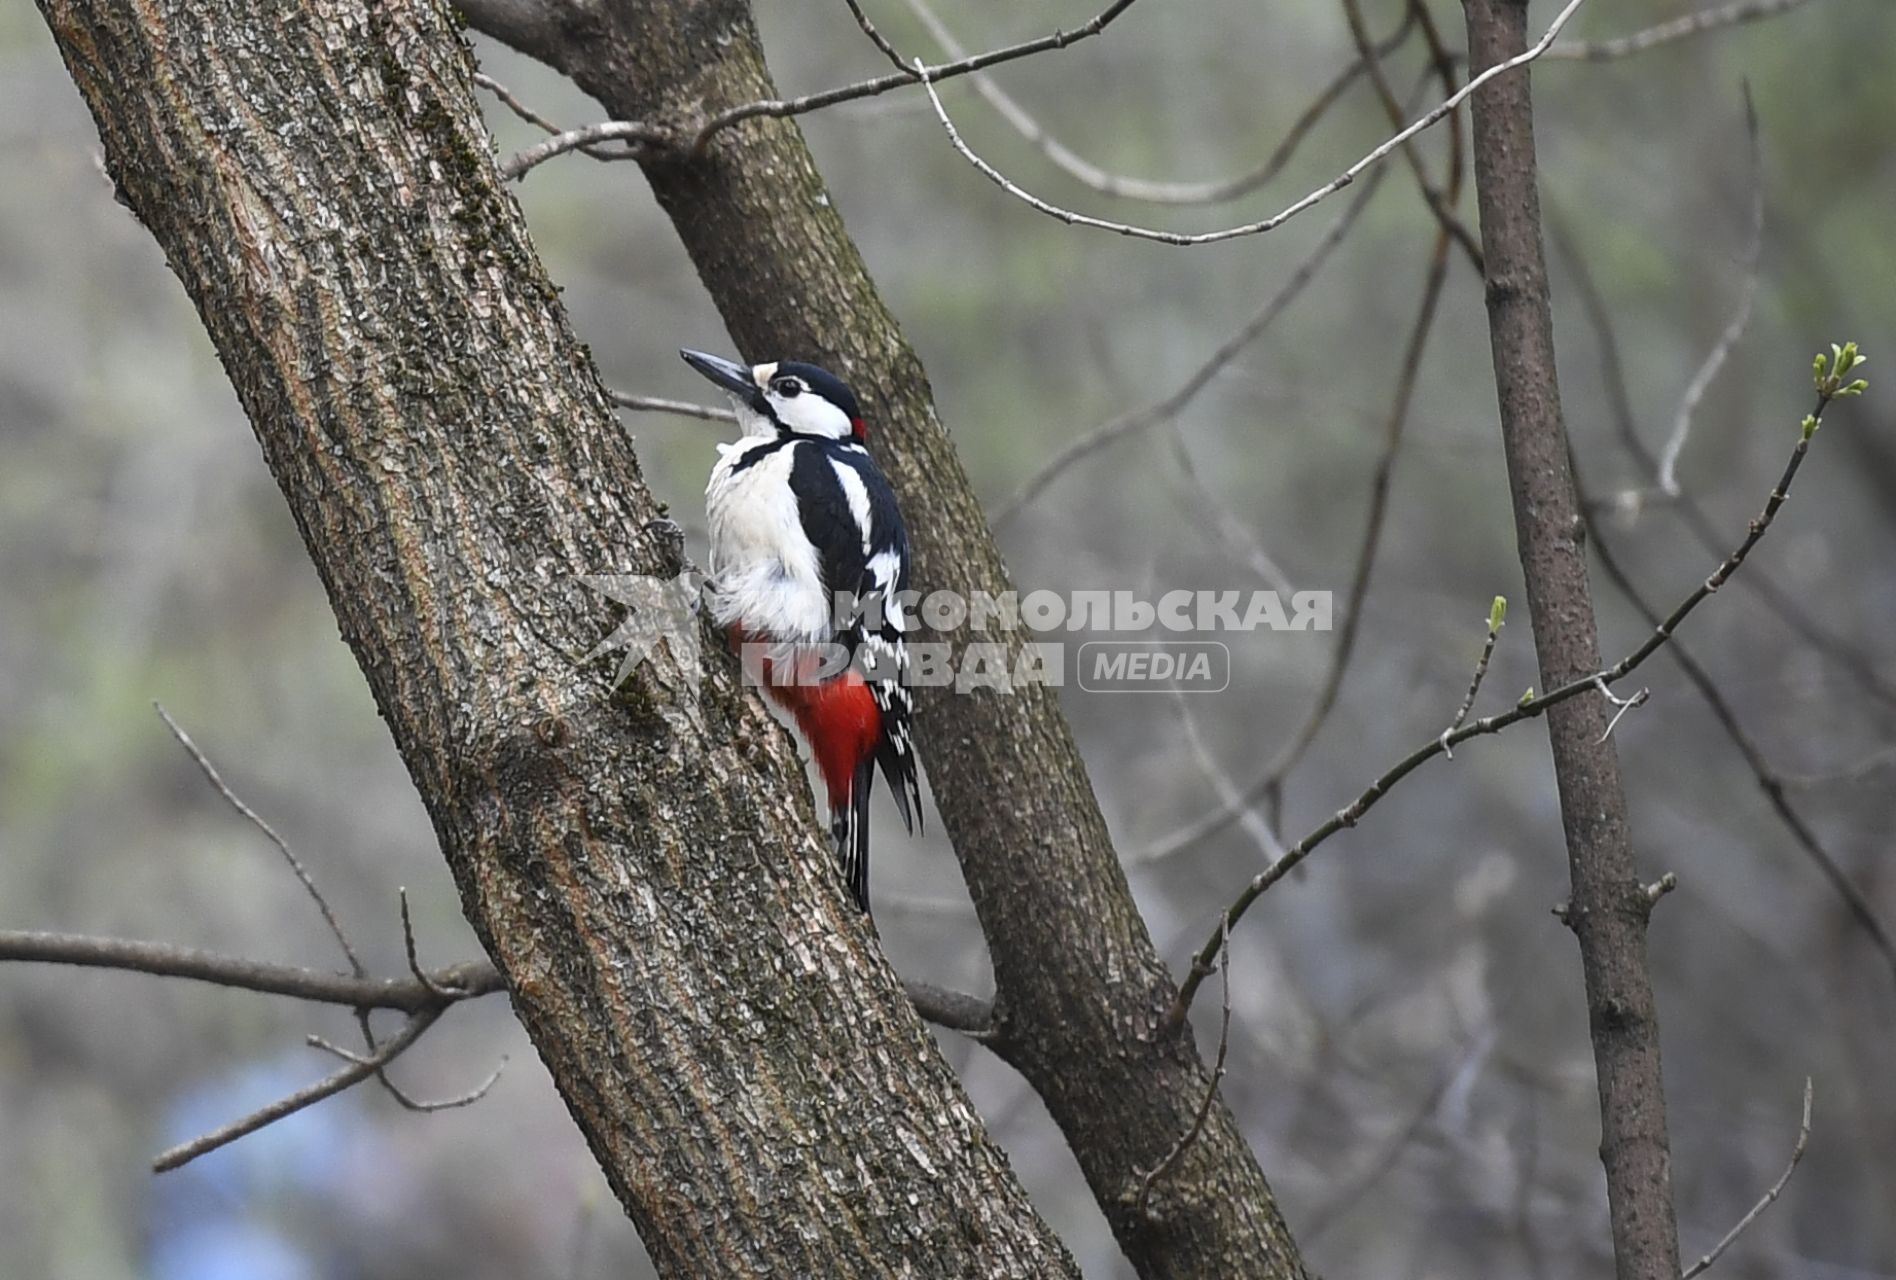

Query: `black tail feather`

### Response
(875, 734, 923, 838)
(831, 756, 877, 913)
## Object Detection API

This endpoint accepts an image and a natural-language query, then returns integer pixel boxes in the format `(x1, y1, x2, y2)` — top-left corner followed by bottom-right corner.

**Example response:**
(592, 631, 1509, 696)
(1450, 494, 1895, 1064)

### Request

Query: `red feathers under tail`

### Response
(758, 656, 882, 912)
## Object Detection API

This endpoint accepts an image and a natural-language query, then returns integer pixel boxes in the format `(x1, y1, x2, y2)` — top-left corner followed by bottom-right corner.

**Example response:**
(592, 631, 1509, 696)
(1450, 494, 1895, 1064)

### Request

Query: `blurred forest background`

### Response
(3, 0, 1893, 1276)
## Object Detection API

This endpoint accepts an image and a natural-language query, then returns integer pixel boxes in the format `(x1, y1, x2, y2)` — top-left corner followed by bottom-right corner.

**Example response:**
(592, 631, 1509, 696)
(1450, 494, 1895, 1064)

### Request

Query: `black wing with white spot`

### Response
(790, 442, 925, 840)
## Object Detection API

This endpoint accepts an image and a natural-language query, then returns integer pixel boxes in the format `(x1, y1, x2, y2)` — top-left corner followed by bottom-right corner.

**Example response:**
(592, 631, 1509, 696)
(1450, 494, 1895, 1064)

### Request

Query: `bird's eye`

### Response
(772, 378, 803, 399)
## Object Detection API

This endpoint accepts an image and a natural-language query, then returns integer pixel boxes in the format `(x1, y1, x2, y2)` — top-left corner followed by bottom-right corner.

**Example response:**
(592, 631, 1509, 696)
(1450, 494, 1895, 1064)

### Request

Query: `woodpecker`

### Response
(680, 348, 922, 912)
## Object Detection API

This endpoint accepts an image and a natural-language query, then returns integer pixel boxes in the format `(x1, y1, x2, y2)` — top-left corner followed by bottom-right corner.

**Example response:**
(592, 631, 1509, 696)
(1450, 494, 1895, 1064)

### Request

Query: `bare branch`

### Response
(307, 1027, 508, 1111)
(0, 926, 997, 1045)
(1545, 0, 1817, 61)
(474, 71, 643, 164)
(605, 388, 738, 423)
(1340, 0, 1484, 270)
(896, 0, 1413, 206)
(1658, 89, 1764, 496)
(993, 125, 1404, 528)
(153, 1008, 444, 1172)
(146, 712, 507, 1122)
(502, 120, 673, 181)
(1166, 379, 1858, 1024)
(1681, 1077, 1814, 1278)
(401, 886, 469, 999)
(154, 703, 363, 977)
(691, 0, 1146, 149)
(841, 0, 912, 74)
(914, 0, 1588, 246)
(0, 929, 503, 1010)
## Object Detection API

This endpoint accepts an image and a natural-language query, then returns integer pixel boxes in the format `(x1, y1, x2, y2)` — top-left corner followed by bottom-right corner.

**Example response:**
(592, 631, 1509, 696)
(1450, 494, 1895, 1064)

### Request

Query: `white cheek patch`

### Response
(774, 393, 855, 439)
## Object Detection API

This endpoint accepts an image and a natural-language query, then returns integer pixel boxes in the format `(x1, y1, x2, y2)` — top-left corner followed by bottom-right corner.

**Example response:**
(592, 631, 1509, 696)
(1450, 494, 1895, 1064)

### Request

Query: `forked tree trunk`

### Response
(33, 0, 1075, 1272)
(464, 4, 1312, 1275)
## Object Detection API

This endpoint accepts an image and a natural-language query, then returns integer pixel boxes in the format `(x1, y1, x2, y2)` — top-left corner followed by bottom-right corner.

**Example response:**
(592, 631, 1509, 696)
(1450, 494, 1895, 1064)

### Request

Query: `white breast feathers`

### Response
(704, 438, 831, 643)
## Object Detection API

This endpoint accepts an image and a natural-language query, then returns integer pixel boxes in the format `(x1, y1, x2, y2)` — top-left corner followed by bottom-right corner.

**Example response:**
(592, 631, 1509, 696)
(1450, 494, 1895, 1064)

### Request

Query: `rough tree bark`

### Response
(459, 3, 1311, 1275)
(32, 0, 1078, 1273)
(1461, 2, 1683, 1277)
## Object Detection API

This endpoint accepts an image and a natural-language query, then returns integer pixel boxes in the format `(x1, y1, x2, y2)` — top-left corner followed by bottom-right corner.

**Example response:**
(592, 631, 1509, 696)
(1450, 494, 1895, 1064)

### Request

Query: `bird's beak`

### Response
(680, 349, 766, 413)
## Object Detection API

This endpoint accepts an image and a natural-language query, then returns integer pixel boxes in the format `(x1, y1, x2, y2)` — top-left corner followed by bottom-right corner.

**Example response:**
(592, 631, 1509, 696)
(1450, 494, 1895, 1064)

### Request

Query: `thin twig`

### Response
(334, 887, 508, 1111)
(0, 926, 994, 1039)
(503, 120, 674, 181)
(1680, 1077, 1814, 1278)
(154, 703, 364, 977)
(474, 72, 642, 165)
(1340, 0, 1485, 271)
(605, 388, 738, 423)
(1441, 598, 1505, 758)
(898, 0, 1414, 206)
(914, 0, 1588, 246)
(307, 1028, 507, 1112)
(842, 0, 912, 73)
(1545, 0, 1817, 61)
(1560, 224, 1896, 975)
(153, 1008, 443, 1172)
(1132, 919, 1231, 1217)
(0, 929, 502, 1009)
(401, 886, 468, 998)
(1165, 383, 1852, 1025)
(691, 0, 1147, 149)
(1658, 88, 1764, 496)
(1593, 675, 1651, 742)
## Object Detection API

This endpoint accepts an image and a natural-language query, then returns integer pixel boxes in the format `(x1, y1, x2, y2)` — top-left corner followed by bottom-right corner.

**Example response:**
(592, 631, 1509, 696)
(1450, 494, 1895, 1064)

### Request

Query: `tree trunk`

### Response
(32, 0, 1076, 1273)
(1461, 3, 1683, 1277)
(464, 3, 1311, 1274)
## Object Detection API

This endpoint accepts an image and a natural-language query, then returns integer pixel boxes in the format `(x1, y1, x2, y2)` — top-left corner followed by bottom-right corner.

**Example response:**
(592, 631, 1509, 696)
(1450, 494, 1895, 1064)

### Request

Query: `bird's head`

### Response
(680, 349, 865, 442)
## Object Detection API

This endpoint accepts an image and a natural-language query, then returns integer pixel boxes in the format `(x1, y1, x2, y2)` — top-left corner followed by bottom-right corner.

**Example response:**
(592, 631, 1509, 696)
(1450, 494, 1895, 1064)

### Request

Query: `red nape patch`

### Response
(851, 417, 868, 441)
